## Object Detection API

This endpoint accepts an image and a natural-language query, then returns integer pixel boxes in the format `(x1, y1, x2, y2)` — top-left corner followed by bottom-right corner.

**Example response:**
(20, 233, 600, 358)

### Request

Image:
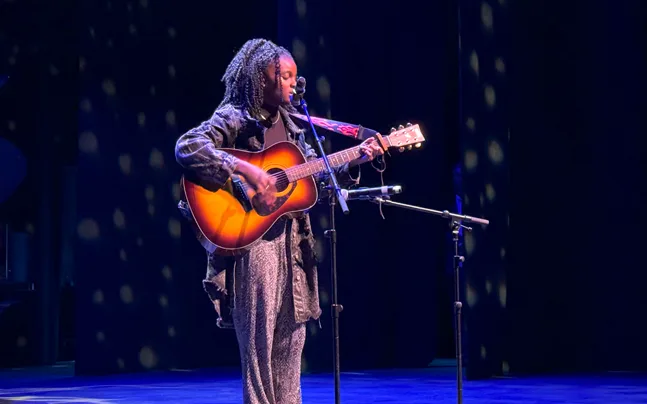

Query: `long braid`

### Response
(219, 39, 296, 119)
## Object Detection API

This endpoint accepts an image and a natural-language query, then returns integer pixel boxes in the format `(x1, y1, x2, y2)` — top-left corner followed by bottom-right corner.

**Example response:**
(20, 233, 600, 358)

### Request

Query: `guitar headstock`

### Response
(383, 123, 425, 152)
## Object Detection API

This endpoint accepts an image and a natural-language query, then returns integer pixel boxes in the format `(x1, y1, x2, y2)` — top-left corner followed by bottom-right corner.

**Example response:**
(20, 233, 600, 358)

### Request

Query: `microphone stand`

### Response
(367, 196, 489, 404)
(293, 95, 348, 404)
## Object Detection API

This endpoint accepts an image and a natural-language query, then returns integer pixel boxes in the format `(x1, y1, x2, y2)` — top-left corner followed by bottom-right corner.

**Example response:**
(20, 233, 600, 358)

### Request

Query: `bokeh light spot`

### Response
(117, 358, 125, 369)
(139, 346, 158, 369)
(120, 249, 127, 261)
(488, 140, 504, 164)
(162, 266, 172, 280)
(172, 183, 181, 201)
(137, 237, 143, 246)
(466, 283, 478, 307)
(16, 336, 27, 348)
(168, 326, 176, 337)
(465, 232, 475, 256)
(8, 121, 16, 132)
(148, 204, 155, 216)
(485, 279, 492, 294)
(296, 0, 307, 18)
(485, 183, 496, 202)
(484, 85, 496, 108)
(291, 39, 306, 64)
(145, 185, 155, 201)
(168, 65, 176, 78)
(159, 295, 168, 308)
(102, 79, 116, 96)
(119, 154, 132, 175)
(129, 24, 137, 35)
(464, 150, 478, 171)
(316, 76, 331, 101)
(96, 331, 105, 342)
(502, 361, 510, 374)
(78, 219, 100, 240)
(320, 290, 329, 306)
(137, 112, 146, 127)
(470, 50, 479, 75)
(318, 215, 328, 229)
(120, 285, 134, 304)
(480, 345, 487, 359)
(79, 57, 86, 72)
(495, 57, 506, 74)
(481, 2, 493, 31)
(500, 248, 506, 258)
(149, 148, 164, 169)
(168, 218, 181, 238)
(168, 27, 177, 38)
(93, 290, 104, 304)
(166, 110, 176, 126)
(499, 282, 507, 307)
(113, 208, 126, 229)
(80, 98, 92, 112)
(79, 131, 98, 153)
(466, 117, 475, 132)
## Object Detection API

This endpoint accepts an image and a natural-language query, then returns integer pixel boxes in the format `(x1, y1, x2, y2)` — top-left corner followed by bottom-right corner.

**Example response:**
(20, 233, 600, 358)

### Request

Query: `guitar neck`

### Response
(286, 146, 363, 182)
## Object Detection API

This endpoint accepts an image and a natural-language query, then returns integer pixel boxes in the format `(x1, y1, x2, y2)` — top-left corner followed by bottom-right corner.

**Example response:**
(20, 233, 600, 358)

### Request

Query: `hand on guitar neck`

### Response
(234, 160, 277, 207)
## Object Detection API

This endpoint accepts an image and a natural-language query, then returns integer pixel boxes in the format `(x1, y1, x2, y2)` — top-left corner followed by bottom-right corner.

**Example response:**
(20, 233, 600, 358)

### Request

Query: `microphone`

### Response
(290, 76, 307, 107)
(340, 185, 402, 201)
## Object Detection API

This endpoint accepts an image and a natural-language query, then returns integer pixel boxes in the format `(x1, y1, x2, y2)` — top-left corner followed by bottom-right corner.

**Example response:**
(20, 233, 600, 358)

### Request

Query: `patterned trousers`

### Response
(233, 219, 307, 404)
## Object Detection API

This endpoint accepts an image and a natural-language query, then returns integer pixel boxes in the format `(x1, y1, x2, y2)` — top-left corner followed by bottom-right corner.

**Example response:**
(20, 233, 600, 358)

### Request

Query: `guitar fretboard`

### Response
(286, 146, 363, 182)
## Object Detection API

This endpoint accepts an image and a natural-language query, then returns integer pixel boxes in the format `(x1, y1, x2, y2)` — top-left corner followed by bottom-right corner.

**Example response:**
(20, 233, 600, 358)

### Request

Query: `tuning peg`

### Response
(406, 122, 412, 127)
(398, 125, 404, 130)
(390, 127, 396, 133)
(407, 145, 413, 150)
(398, 147, 405, 152)
(415, 143, 422, 148)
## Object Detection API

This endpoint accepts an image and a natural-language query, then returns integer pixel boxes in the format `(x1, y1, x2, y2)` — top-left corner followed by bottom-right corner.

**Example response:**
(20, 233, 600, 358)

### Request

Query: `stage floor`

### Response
(0, 363, 646, 403)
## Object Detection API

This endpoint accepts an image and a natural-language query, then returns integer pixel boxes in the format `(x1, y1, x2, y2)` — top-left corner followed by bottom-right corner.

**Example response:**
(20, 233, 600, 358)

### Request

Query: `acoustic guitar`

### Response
(180, 124, 425, 252)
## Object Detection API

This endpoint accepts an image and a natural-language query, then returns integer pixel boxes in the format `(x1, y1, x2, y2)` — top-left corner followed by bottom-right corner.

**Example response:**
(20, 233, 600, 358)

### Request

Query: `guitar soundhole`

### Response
(252, 168, 295, 217)
(267, 168, 290, 193)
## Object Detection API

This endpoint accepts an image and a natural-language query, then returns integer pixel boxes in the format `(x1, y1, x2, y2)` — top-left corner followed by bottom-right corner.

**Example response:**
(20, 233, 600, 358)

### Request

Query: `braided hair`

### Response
(219, 38, 297, 119)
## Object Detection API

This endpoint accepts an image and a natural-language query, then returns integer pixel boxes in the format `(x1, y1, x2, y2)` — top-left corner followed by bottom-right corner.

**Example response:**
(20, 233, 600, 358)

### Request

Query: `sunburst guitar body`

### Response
(181, 124, 425, 253)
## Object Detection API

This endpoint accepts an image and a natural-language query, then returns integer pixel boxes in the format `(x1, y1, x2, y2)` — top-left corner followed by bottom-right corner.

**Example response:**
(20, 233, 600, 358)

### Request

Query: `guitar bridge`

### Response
(231, 176, 253, 213)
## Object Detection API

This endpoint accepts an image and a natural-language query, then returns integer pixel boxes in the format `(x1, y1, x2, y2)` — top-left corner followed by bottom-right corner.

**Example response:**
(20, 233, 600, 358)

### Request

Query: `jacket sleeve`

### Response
(298, 133, 361, 189)
(175, 109, 240, 190)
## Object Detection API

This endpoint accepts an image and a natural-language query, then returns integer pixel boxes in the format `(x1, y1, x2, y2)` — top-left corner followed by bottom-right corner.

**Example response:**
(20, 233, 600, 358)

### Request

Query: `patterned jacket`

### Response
(174, 103, 360, 328)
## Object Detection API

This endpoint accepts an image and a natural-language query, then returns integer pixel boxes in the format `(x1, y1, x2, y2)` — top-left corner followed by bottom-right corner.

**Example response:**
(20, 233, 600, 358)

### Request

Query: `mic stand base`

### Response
(368, 197, 489, 404)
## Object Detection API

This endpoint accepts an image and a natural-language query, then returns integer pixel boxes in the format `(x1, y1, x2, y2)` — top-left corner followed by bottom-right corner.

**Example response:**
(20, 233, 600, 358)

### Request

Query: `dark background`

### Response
(0, 0, 645, 380)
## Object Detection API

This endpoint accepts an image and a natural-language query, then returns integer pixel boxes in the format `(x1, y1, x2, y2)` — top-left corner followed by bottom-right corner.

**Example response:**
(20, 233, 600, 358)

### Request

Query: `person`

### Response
(174, 38, 383, 404)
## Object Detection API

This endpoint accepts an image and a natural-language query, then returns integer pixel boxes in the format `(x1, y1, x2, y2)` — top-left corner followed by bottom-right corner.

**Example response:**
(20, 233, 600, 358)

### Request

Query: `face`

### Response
(263, 54, 297, 107)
